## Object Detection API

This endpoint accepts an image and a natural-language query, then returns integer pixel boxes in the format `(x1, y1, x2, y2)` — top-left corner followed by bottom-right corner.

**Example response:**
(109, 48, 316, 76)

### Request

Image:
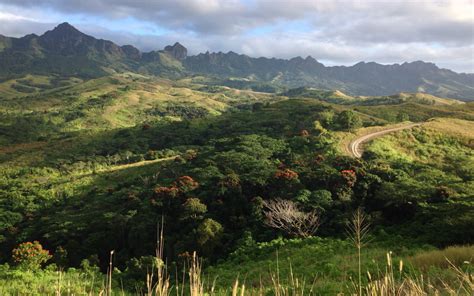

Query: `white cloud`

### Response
(0, 11, 36, 21)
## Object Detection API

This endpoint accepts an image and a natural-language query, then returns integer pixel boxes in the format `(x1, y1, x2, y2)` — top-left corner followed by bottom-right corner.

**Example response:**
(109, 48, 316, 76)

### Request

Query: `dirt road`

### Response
(349, 123, 422, 158)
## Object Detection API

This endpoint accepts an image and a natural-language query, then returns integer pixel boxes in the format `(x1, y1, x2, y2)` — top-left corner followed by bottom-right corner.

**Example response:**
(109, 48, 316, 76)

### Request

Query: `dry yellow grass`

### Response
(408, 245, 474, 270)
(397, 92, 465, 106)
(338, 117, 474, 156)
(423, 118, 474, 140)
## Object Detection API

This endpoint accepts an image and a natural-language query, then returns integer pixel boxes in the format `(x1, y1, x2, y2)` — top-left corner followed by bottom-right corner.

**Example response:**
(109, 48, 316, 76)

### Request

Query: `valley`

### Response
(0, 22, 472, 295)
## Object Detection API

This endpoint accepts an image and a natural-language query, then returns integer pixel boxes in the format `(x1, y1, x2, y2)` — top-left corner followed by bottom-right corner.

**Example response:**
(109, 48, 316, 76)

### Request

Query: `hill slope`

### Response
(1, 23, 473, 100)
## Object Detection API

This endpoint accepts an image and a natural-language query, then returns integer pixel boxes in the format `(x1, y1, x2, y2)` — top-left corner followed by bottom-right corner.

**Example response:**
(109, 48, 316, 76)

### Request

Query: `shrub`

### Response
(12, 241, 52, 270)
(429, 186, 455, 203)
(313, 120, 327, 135)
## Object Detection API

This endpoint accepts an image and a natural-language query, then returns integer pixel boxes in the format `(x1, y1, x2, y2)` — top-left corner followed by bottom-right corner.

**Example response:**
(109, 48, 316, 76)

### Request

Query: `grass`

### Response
(365, 118, 474, 165)
(353, 102, 474, 123)
(0, 218, 472, 295)
(408, 245, 474, 270)
(336, 121, 415, 156)
(1, 75, 473, 295)
(1, 238, 470, 295)
(395, 92, 465, 106)
(205, 237, 414, 294)
(423, 118, 474, 141)
(0, 264, 107, 295)
(0, 73, 284, 146)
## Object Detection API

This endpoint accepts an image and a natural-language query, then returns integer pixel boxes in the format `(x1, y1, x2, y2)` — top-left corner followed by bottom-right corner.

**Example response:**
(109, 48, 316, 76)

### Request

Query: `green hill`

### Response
(284, 87, 465, 106)
(0, 22, 473, 296)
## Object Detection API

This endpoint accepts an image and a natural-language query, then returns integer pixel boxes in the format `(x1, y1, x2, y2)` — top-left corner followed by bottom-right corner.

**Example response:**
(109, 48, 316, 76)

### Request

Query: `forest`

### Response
(0, 73, 473, 294)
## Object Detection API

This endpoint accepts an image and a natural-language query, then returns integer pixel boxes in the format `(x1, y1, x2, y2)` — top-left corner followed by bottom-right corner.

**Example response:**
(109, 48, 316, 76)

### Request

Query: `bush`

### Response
(12, 241, 52, 270)
(336, 110, 362, 131)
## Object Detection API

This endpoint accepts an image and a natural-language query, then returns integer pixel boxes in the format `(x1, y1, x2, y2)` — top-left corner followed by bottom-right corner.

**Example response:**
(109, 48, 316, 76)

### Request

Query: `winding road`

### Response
(349, 123, 422, 158)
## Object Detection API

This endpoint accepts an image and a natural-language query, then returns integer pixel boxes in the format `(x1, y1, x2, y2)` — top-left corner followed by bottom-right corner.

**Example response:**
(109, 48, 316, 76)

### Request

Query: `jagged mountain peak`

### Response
(56, 22, 78, 30)
(401, 60, 439, 71)
(0, 22, 472, 100)
(164, 42, 187, 60)
(22, 33, 39, 39)
(42, 22, 84, 38)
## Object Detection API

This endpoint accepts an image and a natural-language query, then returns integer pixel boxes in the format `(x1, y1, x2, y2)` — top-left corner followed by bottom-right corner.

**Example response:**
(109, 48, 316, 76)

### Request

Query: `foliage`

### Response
(0, 69, 473, 294)
(12, 241, 52, 270)
(336, 110, 362, 131)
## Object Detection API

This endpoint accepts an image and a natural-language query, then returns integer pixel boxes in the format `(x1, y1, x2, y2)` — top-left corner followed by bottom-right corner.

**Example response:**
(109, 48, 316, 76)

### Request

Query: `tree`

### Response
(274, 169, 299, 181)
(182, 198, 207, 220)
(308, 190, 333, 210)
(262, 199, 320, 238)
(319, 110, 335, 127)
(196, 218, 223, 256)
(52, 246, 68, 269)
(12, 241, 52, 270)
(174, 176, 199, 192)
(341, 169, 357, 187)
(336, 110, 362, 131)
(397, 112, 410, 122)
(313, 120, 327, 136)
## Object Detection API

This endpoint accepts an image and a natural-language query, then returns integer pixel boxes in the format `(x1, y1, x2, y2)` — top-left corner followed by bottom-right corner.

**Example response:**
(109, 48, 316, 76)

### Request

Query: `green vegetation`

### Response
(0, 70, 472, 294)
(1, 23, 473, 294)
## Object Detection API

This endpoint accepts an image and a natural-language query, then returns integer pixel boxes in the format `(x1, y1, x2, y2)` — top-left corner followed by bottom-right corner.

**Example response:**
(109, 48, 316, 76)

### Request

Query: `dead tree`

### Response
(262, 198, 320, 238)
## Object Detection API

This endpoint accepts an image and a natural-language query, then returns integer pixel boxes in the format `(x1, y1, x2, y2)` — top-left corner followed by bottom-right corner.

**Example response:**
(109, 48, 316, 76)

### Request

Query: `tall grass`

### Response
(346, 208, 371, 296)
(1, 224, 472, 295)
(345, 209, 473, 296)
(364, 252, 473, 295)
(408, 245, 474, 270)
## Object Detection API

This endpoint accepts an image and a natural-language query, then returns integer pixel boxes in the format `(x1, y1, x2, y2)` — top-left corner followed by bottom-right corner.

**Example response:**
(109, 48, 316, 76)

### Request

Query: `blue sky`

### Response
(0, 0, 473, 72)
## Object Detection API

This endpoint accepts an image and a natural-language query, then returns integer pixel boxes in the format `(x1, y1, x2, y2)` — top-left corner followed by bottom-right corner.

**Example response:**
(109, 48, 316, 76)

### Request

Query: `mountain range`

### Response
(1, 22, 473, 100)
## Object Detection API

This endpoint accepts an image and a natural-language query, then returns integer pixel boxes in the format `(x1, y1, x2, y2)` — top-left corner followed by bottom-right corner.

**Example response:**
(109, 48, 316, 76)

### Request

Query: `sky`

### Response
(0, 0, 473, 73)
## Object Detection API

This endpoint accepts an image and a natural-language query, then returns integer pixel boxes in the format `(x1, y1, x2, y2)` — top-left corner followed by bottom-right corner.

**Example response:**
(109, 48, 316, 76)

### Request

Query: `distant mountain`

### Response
(1, 23, 473, 100)
(164, 42, 187, 60)
(0, 22, 182, 79)
(185, 53, 474, 100)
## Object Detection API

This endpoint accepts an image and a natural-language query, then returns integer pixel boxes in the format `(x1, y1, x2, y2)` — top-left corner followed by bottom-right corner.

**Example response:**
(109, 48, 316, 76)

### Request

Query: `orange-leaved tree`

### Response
(12, 241, 52, 270)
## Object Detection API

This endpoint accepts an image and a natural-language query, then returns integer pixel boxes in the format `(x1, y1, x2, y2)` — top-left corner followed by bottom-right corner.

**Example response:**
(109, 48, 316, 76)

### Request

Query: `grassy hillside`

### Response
(285, 87, 466, 106)
(1, 236, 471, 295)
(0, 73, 282, 146)
(0, 74, 473, 294)
(206, 237, 473, 294)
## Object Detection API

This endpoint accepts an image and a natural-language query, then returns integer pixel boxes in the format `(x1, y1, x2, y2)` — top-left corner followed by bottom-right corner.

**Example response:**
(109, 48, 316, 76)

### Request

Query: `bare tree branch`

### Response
(262, 199, 320, 238)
